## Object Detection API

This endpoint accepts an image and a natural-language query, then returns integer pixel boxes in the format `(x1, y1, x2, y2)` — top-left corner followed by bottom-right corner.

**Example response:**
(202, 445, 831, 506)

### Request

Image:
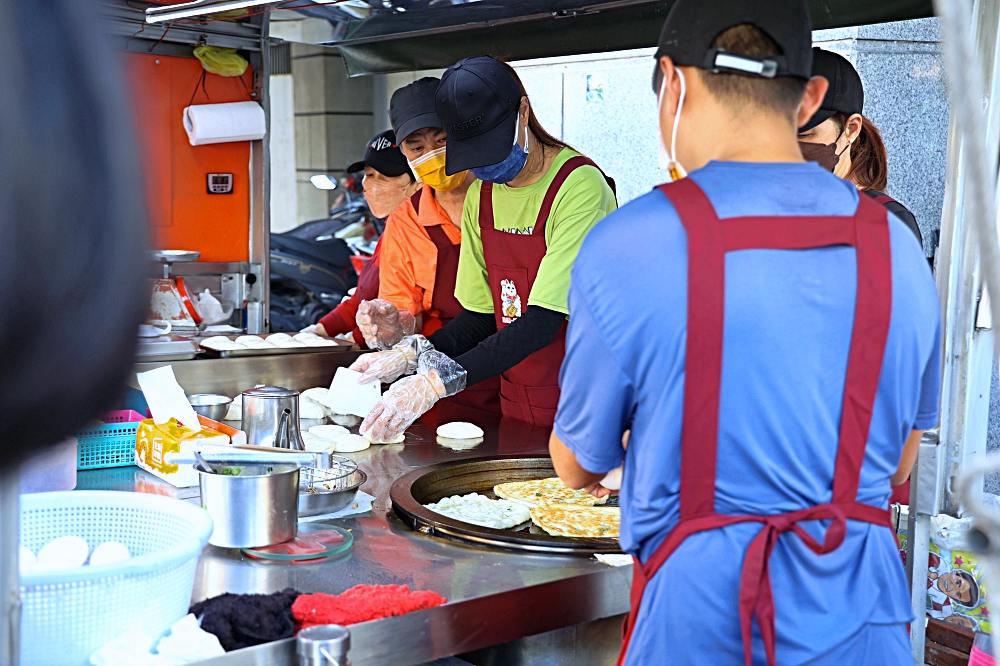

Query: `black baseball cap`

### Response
(653, 0, 813, 90)
(435, 56, 522, 175)
(346, 130, 411, 178)
(390, 77, 442, 143)
(800, 48, 865, 132)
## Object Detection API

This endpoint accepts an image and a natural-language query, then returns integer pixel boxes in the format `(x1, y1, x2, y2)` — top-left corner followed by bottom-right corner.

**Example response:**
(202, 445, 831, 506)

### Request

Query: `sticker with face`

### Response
(499, 279, 522, 324)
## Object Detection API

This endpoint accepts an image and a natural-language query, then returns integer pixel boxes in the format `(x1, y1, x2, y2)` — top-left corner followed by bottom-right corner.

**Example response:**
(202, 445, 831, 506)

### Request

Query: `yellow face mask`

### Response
(407, 147, 468, 192)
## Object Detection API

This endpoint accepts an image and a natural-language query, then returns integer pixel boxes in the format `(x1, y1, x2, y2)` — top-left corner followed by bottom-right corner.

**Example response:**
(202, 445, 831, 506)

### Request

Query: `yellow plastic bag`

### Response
(193, 45, 248, 77)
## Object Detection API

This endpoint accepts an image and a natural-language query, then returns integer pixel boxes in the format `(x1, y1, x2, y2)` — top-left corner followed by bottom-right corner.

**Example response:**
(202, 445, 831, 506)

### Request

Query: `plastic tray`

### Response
(76, 410, 145, 470)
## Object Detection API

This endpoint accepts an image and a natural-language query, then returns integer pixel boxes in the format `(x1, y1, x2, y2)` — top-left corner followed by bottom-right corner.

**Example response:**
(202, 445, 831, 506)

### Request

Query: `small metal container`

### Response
(242, 386, 307, 450)
(198, 462, 300, 548)
(188, 393, 233, 421)
(297, 625, 350, 666)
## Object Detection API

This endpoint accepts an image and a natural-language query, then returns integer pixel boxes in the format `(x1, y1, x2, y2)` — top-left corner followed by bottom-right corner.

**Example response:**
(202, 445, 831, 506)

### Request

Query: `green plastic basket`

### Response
(76, 410, 144, 470)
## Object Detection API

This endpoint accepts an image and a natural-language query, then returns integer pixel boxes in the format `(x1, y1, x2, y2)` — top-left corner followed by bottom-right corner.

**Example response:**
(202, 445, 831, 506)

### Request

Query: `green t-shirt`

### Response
(455, 148, 618, 316)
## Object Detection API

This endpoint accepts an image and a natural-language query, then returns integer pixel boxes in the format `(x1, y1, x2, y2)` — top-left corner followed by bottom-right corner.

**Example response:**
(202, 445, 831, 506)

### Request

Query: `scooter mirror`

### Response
(309, 174, 339, 191)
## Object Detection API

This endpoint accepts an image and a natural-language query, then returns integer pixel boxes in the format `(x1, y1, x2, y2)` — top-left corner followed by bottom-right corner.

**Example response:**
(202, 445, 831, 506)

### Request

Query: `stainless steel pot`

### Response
(198, 462, 300, 548)
(241, 386, 306, 450)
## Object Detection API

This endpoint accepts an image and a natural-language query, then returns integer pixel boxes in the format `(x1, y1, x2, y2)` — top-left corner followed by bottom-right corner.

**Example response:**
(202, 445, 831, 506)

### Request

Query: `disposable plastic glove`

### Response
(356, 299, 416, 350)
(349, 335, 433, 385)
(360, 351, 467, 442)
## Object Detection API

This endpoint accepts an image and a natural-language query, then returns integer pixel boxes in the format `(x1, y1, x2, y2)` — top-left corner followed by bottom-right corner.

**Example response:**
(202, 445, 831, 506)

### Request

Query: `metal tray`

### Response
(199, 340, 354, 358)
(390, 455, 621, 555)
(299, 467, 367, 517)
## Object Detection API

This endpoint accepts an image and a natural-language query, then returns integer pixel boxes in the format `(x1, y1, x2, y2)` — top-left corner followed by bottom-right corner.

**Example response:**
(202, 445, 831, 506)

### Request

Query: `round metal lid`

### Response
(243, 385, 298, 398)
(297, 624, 350, 661)
(390, 455, 621, 555)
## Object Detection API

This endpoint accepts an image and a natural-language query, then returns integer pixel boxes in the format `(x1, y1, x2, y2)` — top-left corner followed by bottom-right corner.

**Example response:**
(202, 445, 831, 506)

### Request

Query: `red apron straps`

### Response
(616, 179, 893, 666)
(424, 224, 463, 321)
(477, 156, 604, 427)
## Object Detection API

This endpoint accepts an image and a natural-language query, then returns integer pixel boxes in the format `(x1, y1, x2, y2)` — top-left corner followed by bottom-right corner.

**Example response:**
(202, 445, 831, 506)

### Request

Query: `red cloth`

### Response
(292, 584, 446, 629)
(318, 239, 383, 347)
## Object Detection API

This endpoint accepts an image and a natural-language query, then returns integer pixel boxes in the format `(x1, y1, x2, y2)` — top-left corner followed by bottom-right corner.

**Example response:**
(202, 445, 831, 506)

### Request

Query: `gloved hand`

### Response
(360, 351, 467, 442)
(349, 335, 433, 385)
(356, 299, 417, 350)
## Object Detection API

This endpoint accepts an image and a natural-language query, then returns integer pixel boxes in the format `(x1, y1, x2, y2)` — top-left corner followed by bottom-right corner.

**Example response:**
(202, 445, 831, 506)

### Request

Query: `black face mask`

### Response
(798, 128, 849, 172)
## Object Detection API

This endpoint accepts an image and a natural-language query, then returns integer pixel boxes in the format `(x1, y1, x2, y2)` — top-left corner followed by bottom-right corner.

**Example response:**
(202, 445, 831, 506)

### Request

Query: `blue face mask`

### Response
(472, 116, 530, 184)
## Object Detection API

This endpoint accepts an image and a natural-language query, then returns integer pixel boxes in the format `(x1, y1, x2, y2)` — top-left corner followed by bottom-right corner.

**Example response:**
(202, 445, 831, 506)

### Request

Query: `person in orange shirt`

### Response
(359, 77, 499, 416)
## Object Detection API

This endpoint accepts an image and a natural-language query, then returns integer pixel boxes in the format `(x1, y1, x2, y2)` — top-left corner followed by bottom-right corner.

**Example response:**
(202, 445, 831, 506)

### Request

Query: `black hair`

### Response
(0, 2, 149, 467)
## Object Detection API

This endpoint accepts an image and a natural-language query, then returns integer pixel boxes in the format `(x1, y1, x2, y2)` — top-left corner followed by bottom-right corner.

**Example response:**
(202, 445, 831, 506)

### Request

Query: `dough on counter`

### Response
(332, 434, 370, 453)
(303, 433, 337, 453)
(364, 431, 405, 445)
(299, 398, 325, 420)
(309, 424, 349, 440)
(235, 335, 274, 349)
(330, 414, 362, 428)
(265, 333, 293, 344)
(436, 422, 484, 440)
(293, 332, 338, 347)
(436, 436, 484, 451)
(224, 395, 242, 421)
(201, 336, 244, 351)
(424, 493, 530, 530)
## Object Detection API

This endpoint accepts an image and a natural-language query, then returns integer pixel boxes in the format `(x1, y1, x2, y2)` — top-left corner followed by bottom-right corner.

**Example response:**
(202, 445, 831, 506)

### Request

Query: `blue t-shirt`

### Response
(554, 162, 941, 665)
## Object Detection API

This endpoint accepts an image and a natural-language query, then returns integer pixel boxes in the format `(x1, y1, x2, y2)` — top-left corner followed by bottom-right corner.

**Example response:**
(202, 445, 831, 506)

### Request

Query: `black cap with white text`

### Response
(346, 129, 411, 178)
(653, 0, 813, 85)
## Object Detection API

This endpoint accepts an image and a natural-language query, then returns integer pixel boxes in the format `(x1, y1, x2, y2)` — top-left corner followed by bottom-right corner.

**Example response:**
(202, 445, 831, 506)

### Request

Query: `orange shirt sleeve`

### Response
(378, 199, 425, 316)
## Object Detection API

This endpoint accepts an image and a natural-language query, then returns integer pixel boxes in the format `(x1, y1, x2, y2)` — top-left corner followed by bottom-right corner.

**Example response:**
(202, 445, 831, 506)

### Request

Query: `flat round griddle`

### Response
(390, 455, 621, 555)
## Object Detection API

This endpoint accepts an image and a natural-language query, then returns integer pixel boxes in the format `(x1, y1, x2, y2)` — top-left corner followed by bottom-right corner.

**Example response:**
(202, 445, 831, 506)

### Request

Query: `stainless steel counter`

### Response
(77, 409, 631, 665)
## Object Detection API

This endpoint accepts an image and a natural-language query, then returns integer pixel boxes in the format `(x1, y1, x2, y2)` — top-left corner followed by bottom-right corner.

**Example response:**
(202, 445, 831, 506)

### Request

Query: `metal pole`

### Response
(0, 471, 21, 666)
(247, 10, 272, 334)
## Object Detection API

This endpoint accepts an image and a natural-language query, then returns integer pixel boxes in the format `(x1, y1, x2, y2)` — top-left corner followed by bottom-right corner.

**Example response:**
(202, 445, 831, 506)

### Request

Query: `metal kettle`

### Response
(241, 386, 306, 451)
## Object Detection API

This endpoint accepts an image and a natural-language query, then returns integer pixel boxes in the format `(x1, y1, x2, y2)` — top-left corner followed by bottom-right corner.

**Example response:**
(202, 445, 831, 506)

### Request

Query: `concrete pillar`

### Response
(269, 72, 298, 234)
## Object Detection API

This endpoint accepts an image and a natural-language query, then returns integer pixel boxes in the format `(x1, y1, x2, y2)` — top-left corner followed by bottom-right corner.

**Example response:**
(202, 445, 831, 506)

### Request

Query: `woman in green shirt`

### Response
(352, 55, 616, 440)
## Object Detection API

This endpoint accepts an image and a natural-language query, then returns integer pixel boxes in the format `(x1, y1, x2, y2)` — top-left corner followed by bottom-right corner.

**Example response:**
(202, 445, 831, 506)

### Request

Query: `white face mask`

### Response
(657, 68, 688, 182)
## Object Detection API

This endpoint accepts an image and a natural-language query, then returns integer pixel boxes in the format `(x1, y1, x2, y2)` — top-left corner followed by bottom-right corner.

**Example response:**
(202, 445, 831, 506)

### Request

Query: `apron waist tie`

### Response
(622, 502, 891, 666)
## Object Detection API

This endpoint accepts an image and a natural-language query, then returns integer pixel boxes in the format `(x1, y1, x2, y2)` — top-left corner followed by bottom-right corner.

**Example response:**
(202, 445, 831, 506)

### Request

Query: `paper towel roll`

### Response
(183, 101, 266, 146)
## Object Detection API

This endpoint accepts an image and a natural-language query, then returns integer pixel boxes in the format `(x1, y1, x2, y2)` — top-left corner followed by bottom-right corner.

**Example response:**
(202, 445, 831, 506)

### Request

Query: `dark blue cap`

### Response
(435, 56, 522, 175)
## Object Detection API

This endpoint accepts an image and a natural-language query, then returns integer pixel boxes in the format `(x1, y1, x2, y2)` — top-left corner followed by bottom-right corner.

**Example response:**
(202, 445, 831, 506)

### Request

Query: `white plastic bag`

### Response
(195, 289, 227, 325)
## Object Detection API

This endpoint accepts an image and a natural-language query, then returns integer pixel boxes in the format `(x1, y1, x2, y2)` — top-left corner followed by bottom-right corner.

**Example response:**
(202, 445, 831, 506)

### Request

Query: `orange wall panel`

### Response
(127, 53, 254, 262)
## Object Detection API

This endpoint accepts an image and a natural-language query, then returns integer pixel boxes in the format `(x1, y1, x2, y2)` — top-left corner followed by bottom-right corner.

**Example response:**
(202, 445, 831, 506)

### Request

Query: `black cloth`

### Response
(865, 189, 922, 247)
(190, 589, 300, 652)
(431, 306, 565, 387)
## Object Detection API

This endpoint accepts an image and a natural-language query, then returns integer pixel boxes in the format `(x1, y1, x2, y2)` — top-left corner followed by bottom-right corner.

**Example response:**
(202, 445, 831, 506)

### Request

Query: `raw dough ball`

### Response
(235, 335, 273, 349)
(309, 425, 349, 439)
(265, 333, 292, 344)
(365, 432, 405, 445)
(437, 436, 484, 451)
(19, 546, 36, 574)
(600, 467, 623, 491)
(299, 399, 325, 420)
(36, 535, 89, 571)
(436, 422, 484, 440)
(330, 414, 362, 428)
(201, 336, 243, 351)
(89, 541, 131, 566)
(333, 434, 371, 453)
(303, 433, 337, 453)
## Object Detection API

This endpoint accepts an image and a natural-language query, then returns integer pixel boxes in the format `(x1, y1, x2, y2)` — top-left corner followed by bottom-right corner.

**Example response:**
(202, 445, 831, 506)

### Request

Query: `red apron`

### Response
(478, 156, 603, 428)
(617, 179, 895, 666)
(425, 221, 500, 418)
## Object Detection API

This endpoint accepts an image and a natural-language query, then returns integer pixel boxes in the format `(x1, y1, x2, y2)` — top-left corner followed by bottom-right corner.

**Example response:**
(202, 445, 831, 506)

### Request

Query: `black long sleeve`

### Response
(454, 306, 566, 387)
(429, 309, 497, 357)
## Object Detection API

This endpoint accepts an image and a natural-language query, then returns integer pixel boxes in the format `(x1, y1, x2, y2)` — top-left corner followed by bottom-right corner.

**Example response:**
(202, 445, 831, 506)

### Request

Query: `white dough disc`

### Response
(437, 436, 484, 451)
(89, 541, 131, 567)
(364, 431, 405, 444)
(436, 422, 484, 440)
(265, 333, 293, 344)
(299, 399, 325, 420)
(303, 433, 337, 453)
(235, 335, 273, 349)
(201, 336, 244, 351)
(36, 535, 89, 571)
(333, 434, 371, 453)
(309, 425, 349, 439)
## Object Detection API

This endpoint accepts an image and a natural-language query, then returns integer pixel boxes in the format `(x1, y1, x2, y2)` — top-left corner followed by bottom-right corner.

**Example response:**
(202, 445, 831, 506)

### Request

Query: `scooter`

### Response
(269, 173, 378, 332)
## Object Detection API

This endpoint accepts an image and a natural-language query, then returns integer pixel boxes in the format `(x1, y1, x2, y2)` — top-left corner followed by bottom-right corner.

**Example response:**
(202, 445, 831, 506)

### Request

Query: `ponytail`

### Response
(498, 60, 575, 152)
(844, 115, 889, 192)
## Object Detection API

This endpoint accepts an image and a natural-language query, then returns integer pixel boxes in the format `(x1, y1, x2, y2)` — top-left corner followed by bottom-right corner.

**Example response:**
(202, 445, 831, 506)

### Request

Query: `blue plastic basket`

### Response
(75, 411, 144, 470)
(19, 491, 213, 666)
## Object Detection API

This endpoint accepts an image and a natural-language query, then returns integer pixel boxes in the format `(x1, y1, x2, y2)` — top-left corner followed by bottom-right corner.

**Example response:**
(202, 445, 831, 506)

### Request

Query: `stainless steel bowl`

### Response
(198, 462, 300, 548)
(188, 393, 233, 421)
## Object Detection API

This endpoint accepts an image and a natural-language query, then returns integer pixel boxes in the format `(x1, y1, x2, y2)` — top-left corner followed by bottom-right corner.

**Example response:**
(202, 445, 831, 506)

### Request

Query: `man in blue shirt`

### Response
(549, 1, 941, 665)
